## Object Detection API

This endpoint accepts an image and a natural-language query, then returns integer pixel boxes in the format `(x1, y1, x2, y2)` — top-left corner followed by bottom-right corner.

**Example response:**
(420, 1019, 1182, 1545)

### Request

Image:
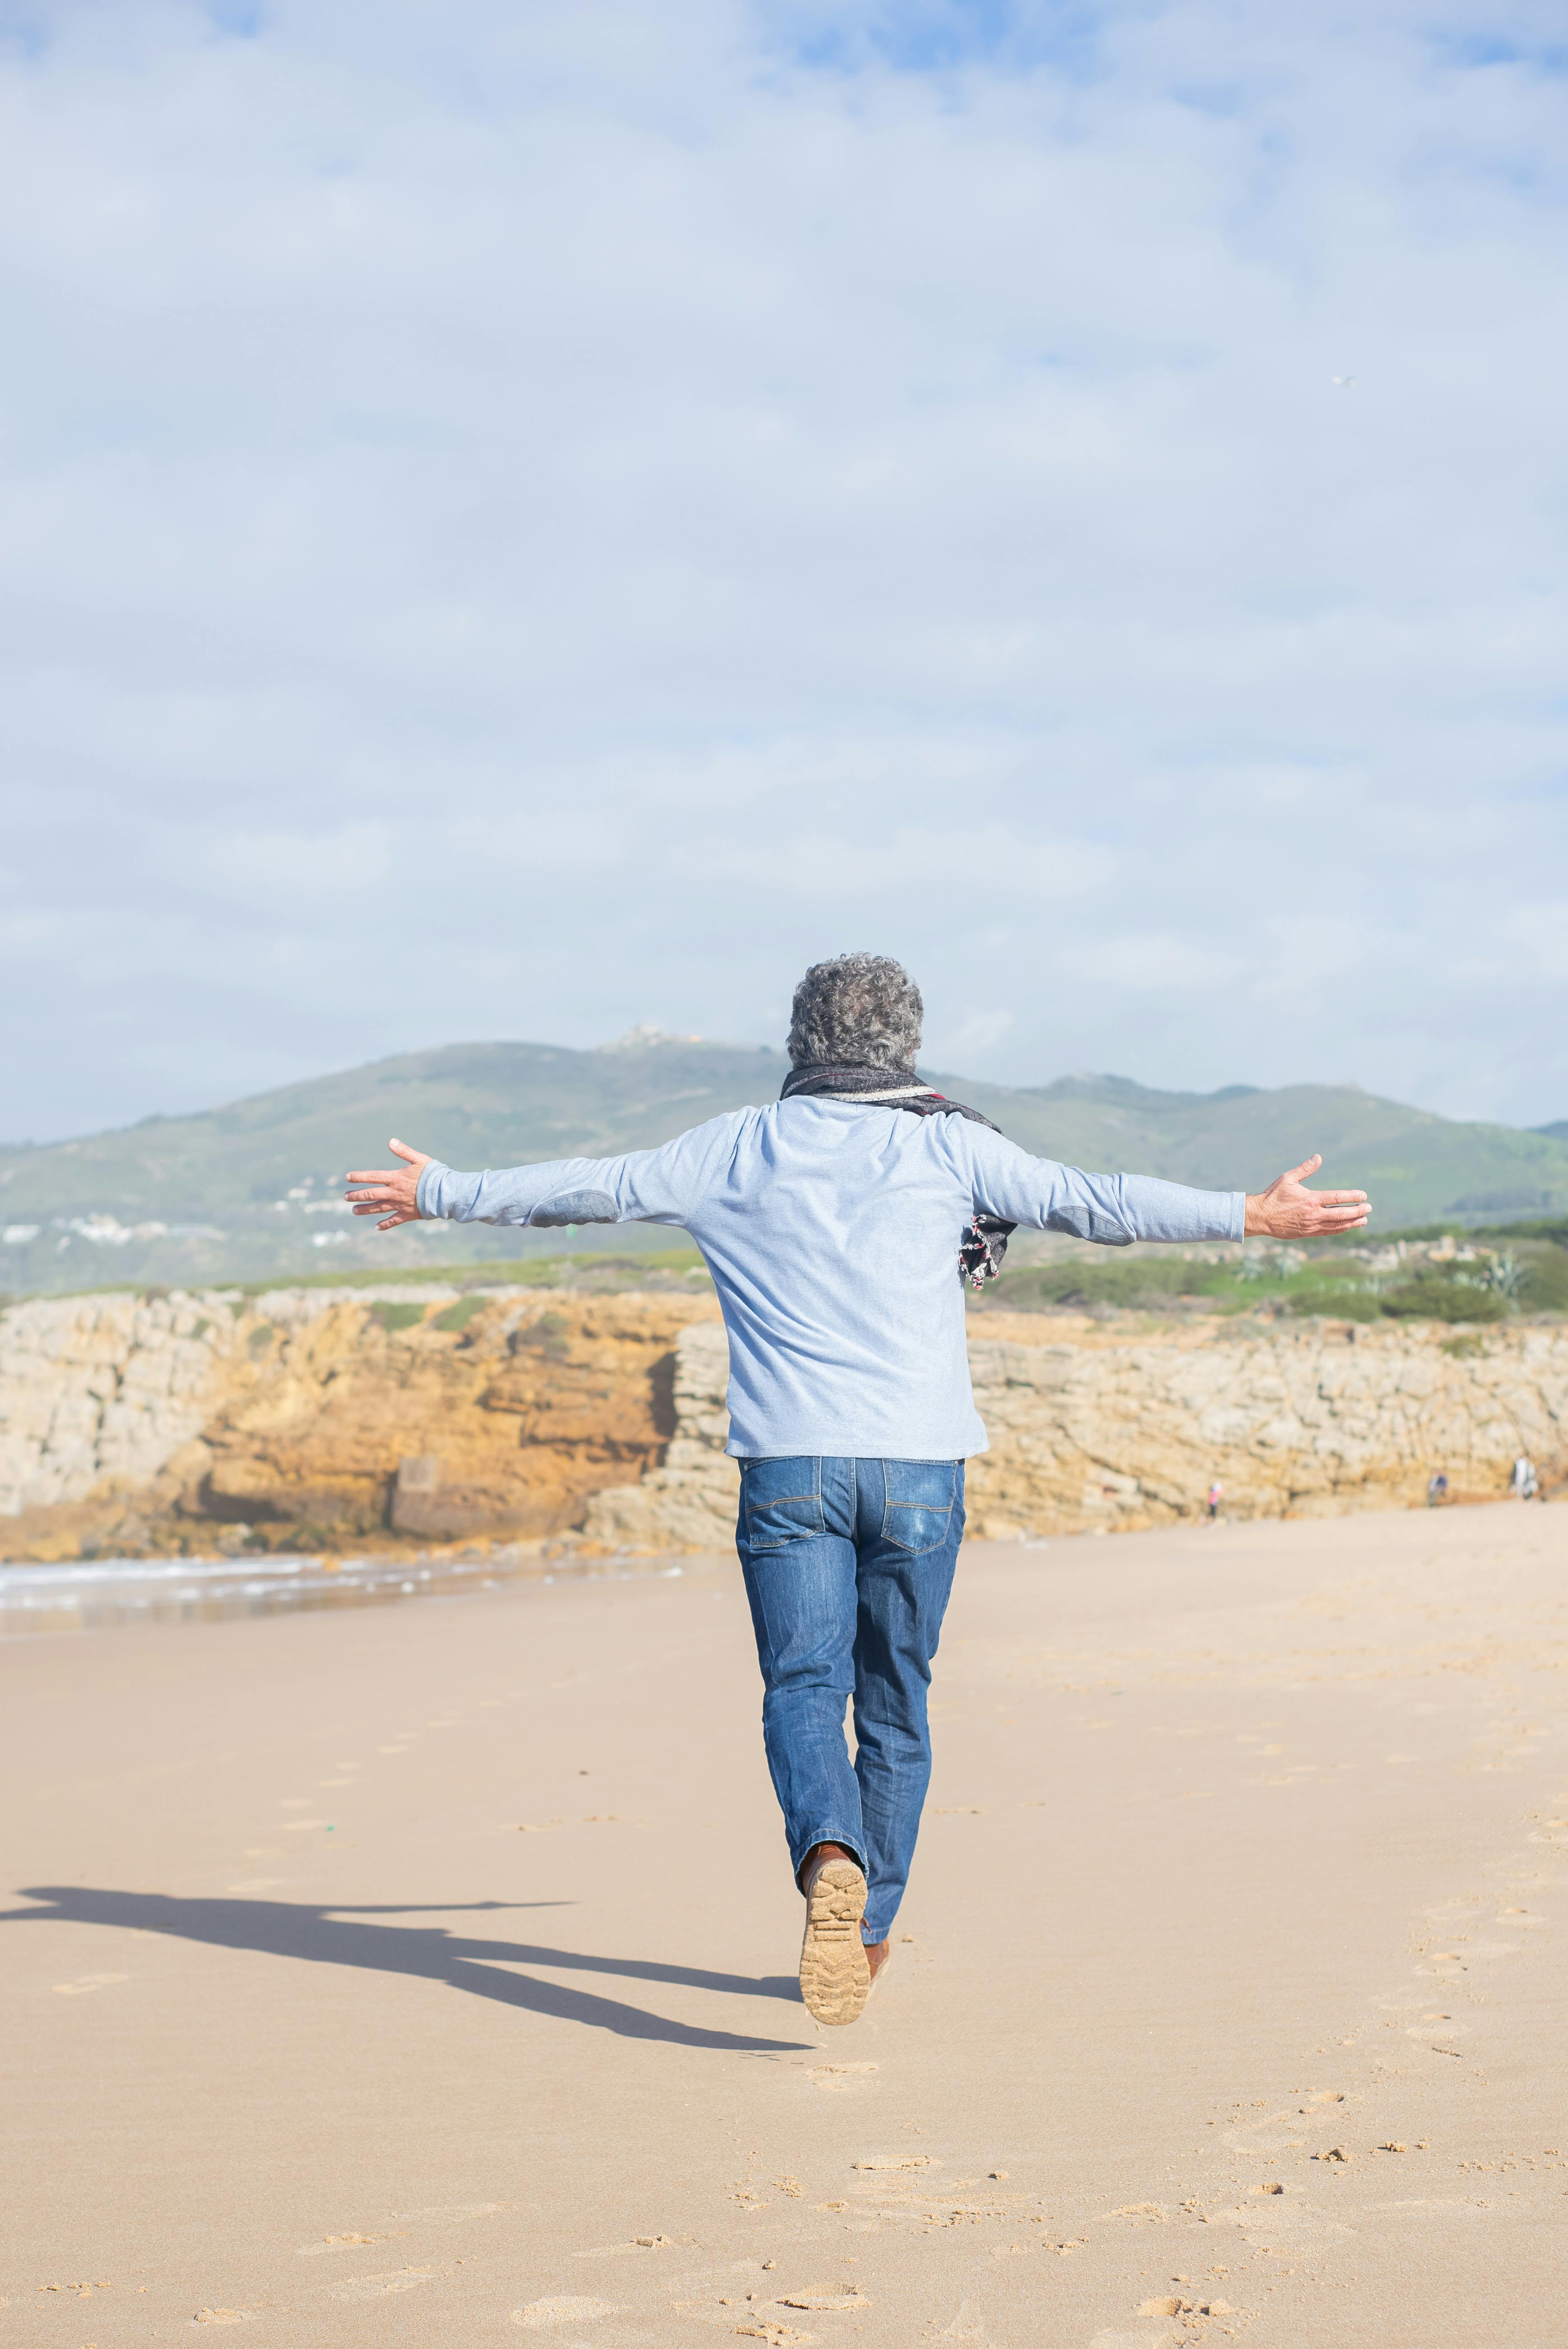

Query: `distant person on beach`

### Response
(1206, 1480, 1224, 1522)
(1512, 1455, 1539, 1501)
(1427, 1471, 1449, 1506)
(347, 953, 1370, 2025)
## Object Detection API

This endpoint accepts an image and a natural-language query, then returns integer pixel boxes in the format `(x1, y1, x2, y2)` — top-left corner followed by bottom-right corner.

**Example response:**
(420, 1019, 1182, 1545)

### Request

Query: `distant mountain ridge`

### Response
(3, 1038, 1567, 1296)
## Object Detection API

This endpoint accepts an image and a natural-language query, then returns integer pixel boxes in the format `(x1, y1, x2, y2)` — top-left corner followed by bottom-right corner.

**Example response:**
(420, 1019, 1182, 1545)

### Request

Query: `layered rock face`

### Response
(0, 1286, 1562, 1561)
(0, 1285, 720, 1561)
(0, 1289, 230, 1524)
(580, 1323, 738, 1549)
(581, 1311, 1568, 1548)
(965, 1312, 1566, 1534)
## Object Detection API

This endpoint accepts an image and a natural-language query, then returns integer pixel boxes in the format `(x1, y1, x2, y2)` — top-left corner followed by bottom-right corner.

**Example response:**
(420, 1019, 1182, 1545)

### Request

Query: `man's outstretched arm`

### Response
(961, 1129, 1369, 1247)
(345, 1140, 642, 1232)
(345, 1118, 741, 1232)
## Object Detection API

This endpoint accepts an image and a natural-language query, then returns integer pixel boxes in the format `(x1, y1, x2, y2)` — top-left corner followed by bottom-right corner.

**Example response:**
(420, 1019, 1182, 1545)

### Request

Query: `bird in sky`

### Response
(1332, 375, 1356, 388)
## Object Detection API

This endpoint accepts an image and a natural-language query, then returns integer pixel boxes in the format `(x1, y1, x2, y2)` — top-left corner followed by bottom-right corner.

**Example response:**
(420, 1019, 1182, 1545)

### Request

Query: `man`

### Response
(347, 953, 1369, 2026)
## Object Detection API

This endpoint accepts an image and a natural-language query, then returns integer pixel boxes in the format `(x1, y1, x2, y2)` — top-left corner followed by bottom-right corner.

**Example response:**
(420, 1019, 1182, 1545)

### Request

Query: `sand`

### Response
(4, 1501, 1567, 2346)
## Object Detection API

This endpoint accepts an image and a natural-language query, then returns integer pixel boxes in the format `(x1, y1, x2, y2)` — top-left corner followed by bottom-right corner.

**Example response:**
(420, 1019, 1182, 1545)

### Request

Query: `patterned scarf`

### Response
(779, 1062, 1016, 1288)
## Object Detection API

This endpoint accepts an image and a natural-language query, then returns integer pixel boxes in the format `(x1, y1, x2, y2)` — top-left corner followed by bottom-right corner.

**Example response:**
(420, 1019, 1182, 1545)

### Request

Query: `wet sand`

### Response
(4, 1502, 1567, 2346)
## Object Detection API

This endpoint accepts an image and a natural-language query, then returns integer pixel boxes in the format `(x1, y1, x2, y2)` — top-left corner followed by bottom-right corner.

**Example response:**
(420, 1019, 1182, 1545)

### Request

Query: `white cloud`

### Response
(1068, 932, 1249, 991)
(0, 0, 1565, 1137)
(1497, 903, 1568, 983)
(703, 823, 1114, 900)
(203, 825, 394, 903)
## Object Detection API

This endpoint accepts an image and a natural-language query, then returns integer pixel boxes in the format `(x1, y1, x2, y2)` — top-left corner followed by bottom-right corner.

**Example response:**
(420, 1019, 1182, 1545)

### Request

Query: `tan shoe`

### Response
(864, 1938, 892, 2000)
(798, 1849, 870, 2026)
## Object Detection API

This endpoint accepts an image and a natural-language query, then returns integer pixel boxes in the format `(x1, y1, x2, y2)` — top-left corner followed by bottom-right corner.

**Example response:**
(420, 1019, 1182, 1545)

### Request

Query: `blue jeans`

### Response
(735, 1456, 965, 1947)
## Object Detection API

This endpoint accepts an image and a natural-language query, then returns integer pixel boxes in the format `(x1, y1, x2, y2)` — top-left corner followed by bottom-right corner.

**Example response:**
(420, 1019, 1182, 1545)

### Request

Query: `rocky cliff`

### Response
(0, 1285, 1562, 1563)
(0, 1284, 720, 1562)
(582, 1310, 1568, 1548)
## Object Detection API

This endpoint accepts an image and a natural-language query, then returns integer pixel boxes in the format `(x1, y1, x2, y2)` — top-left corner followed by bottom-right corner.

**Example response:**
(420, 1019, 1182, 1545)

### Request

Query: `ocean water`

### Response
(0, 1549, 687, 1636)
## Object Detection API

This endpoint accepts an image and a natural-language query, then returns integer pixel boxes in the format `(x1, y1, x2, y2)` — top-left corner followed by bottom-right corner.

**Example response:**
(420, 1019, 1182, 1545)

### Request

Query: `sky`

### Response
(3, 0, 1567, 1143)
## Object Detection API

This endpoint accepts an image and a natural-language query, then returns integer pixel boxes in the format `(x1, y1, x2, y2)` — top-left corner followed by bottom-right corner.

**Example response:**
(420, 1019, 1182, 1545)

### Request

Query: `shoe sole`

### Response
(799, 1858, 870, 2026)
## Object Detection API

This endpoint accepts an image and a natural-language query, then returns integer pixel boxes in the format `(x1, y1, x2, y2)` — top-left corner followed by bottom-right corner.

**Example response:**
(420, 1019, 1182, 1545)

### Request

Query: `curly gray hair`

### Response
(786, 953, 924, 1071)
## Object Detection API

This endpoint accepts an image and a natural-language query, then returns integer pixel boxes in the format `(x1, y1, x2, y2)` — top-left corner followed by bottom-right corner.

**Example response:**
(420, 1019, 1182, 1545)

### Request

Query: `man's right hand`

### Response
(1244, 1155, 1369, 1239)
(344, 1140, 433, 1230)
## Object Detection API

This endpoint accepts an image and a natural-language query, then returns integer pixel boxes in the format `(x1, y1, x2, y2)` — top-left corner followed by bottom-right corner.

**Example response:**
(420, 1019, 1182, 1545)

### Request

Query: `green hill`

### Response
(3, 1038, 1567, 1297)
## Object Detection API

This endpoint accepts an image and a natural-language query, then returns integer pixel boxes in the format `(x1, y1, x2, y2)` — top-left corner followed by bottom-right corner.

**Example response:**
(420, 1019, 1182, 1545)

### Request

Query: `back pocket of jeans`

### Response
(881, 1459, 957, 1554)
(741, 1456, 824, 1549)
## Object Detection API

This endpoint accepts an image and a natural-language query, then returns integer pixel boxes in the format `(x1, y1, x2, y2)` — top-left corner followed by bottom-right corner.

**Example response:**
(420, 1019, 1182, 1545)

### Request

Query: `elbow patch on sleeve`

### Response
(1055, 1207, 1134, 1246)
(528, 1188, 619, 1228)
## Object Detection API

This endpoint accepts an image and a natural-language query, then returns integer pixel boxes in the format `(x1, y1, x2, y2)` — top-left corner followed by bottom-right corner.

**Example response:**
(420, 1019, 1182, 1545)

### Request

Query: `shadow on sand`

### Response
(3, 1886, 810, 2054)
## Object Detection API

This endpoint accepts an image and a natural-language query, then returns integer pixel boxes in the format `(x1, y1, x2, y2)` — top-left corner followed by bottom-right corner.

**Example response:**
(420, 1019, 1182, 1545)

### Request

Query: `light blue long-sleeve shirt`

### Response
(416, 1102, 1244, 1459)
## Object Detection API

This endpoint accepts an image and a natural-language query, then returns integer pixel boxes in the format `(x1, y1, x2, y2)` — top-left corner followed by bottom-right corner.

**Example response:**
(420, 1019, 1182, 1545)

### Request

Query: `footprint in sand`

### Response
(853, 2155, 939, 2172)
(297, 2233, 403, 2256)
(328, 2266, 441, 2301)
(511, 2295, 619, 2328)
(932, 2306, 991, 2345)
(777, 2291, 871, 2311)
(571, 2237, 677, 2259)
(52, 1973, 128, 1997)
(806, 2064, 877, 2092)
(392, 2203, 505, 2222)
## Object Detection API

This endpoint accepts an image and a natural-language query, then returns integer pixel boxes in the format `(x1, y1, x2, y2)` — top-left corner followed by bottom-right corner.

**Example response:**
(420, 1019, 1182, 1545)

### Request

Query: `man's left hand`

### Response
(1245, 1155, 1369, 1239)
(344, 1139, 432, 1230)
